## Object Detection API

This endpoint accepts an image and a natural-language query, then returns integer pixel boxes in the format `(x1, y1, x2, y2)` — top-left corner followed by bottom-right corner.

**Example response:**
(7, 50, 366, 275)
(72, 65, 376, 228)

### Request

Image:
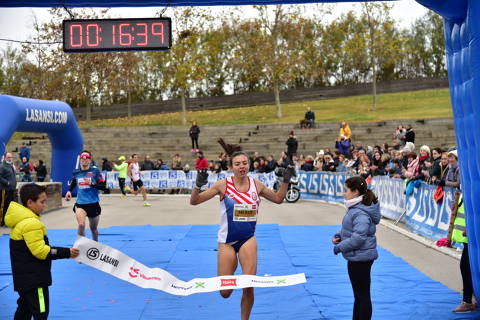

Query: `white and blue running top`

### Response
(218, 176, 261, 243)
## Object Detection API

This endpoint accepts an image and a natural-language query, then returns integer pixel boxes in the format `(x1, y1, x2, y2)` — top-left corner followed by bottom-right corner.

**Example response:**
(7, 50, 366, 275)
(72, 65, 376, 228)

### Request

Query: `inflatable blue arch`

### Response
(0, 95, 83, 195)
(1, 0, 479, 300)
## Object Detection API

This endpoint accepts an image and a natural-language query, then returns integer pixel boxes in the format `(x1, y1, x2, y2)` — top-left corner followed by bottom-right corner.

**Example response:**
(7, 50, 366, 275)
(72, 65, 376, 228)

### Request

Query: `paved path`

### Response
(0, 194, 462, 293)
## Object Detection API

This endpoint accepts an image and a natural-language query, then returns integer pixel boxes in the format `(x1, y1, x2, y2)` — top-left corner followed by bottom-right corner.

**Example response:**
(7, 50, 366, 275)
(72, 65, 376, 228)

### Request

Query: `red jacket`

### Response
(196, 157, 208, 170)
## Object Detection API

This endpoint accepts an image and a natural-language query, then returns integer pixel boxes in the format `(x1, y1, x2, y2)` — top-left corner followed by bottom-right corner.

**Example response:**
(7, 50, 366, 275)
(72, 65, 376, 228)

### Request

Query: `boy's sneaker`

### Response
(453, 302, 476, 313)
(143, 202, 151, 207)
(120, 194, 127, 198)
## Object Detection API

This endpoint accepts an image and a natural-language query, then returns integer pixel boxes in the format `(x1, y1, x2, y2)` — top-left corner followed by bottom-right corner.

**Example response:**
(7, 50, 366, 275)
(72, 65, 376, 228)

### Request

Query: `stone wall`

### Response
(15, 182, 63, 213)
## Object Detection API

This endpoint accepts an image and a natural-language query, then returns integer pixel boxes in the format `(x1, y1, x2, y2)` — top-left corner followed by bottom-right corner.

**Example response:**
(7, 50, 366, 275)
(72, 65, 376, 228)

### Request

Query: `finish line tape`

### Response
(74, 236, 307, 296)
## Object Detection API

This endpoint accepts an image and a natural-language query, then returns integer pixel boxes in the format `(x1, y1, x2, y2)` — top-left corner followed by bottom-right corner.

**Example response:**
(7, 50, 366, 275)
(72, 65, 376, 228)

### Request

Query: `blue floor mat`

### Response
(0, 225, 476, 320)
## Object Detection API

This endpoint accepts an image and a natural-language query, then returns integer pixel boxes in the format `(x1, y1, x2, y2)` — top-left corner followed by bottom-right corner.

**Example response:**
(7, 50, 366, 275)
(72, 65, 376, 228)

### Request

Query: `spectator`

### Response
(336, 135, 351, 156)
(208, 160, 216, 172)
(196, 151, 208, 170)
(286, 131, 298, 160)
(0, 152, 16, 227)
(359, 161, 371, 179)
(440, 150, 460, 188)
(423, 147, 442, 183)
(20, 157, 33, 182)
(402, 152, 419, 179)
(257, 158, 267, 173)
(314, 150, 325, 169)
(389, 159, 403, 178)
(415, 145, 431, 181)
(433, 152, 450, 183)
(101, 158, 113, 172)
(19, 142, 30, 162)
(370, 152, 384, 176)
(218, 152, 229, 171)
(172, 153, 182, 170)
(336, 155, 348, 173)
(338, 122, 352, 142)
(278, 151, 290, 168)
(394, 125, 406, 146)
(189, 121, 200, 152)
(404, 124, 415, 144)
(304, 107, 315, 128)
(141, 155, 155, 171)
(155, 159, 170, 170)
(301, 155, 315, 171)
(323, 154, 336, 172)
(34, 160, 47, 182)
(265, 155, 277, 173)
(451, 194, 476, 313)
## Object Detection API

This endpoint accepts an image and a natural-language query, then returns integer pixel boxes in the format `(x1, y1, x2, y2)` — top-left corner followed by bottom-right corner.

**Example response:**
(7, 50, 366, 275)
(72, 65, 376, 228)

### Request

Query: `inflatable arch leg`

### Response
(0, 95, 83, 195)
(417, 0, 480, 298)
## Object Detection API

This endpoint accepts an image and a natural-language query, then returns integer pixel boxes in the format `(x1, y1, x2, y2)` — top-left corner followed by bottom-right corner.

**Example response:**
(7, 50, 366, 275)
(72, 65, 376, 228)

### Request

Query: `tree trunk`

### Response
(181, 88, 187, 125)
(127, 89, 132, 118)
(85, 87, 91, 122)
(86, 101, 91, 122)
(274, 82, 282, 119)
(371, 60, 377, 112)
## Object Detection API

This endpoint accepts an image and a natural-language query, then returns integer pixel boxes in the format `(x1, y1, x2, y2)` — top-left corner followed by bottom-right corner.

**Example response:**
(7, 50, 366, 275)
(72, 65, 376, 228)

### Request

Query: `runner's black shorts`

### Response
(132, 179, 144, 191)
(73, 202, 101, 218)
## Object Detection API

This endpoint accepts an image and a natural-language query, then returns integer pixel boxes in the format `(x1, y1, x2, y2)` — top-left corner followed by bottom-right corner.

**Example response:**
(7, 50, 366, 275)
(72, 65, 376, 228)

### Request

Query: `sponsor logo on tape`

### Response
(87, 248, 100, 260)
(221, 278, 237, 287)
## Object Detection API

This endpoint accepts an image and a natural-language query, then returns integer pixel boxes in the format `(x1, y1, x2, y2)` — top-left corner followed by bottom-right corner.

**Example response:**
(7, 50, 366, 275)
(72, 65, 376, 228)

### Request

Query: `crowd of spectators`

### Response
(6, 122, 460, 192)
(243, 123, 460, 190)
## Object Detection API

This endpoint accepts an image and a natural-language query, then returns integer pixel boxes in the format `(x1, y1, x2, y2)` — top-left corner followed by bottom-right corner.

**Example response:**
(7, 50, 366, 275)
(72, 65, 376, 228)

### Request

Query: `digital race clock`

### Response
(63, 18, 172, 53)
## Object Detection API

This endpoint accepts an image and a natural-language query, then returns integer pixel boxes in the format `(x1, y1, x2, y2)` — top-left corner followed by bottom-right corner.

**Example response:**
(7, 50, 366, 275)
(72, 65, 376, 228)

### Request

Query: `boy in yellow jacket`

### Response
(5, 183, 79, 319)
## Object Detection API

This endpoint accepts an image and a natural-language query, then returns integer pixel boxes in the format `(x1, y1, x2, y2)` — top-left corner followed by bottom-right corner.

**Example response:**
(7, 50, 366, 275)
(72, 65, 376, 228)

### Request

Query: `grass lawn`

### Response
(77, 88, 452, 128)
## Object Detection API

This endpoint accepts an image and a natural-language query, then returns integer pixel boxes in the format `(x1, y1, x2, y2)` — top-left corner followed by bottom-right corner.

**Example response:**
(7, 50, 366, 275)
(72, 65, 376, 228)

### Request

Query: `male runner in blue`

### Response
(65, 151, 106, 241)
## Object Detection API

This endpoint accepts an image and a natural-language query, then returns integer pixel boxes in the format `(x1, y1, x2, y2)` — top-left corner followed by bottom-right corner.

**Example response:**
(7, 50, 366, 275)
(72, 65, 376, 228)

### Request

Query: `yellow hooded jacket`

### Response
(5, 201, 70, 292)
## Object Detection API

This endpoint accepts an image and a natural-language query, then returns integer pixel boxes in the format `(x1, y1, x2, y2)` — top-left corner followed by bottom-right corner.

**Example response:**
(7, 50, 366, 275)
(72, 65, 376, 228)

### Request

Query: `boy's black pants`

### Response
(15, 287, 49, 320)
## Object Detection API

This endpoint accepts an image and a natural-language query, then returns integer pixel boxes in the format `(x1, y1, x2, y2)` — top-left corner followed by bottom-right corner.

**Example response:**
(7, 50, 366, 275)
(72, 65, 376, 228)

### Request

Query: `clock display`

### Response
(63, 18, 172, 52)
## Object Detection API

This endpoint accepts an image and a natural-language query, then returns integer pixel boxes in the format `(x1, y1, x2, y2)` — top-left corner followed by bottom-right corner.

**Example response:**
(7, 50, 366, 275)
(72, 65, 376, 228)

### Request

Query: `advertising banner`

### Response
(370, 176, 406, 221)
(404, 183, 457, 241)
(105, 170, 277, 190)
(298, 172, 350, 202)
(74, 236, 306, 296)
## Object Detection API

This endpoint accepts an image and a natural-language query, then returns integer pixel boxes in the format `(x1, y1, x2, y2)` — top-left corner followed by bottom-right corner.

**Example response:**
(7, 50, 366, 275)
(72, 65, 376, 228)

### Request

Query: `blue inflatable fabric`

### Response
(0, 95, 83, 195)
(0, 225, 476, 319)
(417, 0, 480, 299)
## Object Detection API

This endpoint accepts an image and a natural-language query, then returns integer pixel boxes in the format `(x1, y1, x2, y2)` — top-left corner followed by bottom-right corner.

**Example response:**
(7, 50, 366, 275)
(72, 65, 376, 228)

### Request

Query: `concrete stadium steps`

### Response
(6, 118, 456, 172)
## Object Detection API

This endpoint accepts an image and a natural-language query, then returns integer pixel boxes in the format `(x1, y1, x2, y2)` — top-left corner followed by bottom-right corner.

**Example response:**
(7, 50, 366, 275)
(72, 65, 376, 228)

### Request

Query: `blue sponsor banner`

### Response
(105, 170, 276, 190)
(298, 172, 350, 202)
(404, 183, 456, 241)
(370, 176, 406, 221)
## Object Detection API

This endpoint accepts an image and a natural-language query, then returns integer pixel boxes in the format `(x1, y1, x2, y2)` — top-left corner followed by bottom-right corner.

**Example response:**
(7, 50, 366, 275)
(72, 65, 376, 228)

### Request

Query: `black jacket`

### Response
(0, 161, 16, 190)
(189, 125, 200, 138)
(405, 129, 415, 143)
(286, 137, 298, 155)
(305, 111, 315, 121)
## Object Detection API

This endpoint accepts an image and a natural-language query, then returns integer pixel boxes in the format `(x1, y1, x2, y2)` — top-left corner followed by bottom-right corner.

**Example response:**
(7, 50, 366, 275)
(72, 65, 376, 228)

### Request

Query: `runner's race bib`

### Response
(78, 177, 92, 189)
(233, 204, 257, 222)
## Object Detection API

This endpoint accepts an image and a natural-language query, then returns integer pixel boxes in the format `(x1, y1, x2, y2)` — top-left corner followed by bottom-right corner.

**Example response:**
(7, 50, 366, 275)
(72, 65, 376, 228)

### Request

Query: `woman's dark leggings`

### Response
(191, 137, 199, 149)
(348, 260, 374, 320)
(461, 243, 474, 303)
(118, 178, 126, 195)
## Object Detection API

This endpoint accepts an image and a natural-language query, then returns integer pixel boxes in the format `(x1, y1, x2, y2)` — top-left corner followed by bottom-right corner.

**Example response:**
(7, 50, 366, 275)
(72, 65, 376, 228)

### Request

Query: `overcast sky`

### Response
(0, 0, 429, 50)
